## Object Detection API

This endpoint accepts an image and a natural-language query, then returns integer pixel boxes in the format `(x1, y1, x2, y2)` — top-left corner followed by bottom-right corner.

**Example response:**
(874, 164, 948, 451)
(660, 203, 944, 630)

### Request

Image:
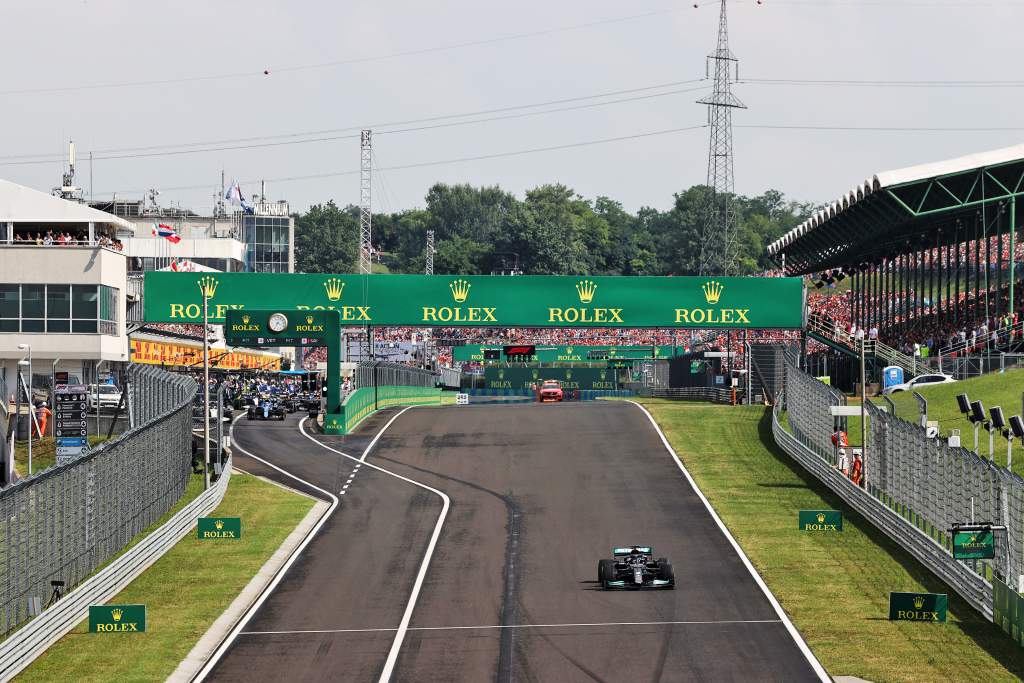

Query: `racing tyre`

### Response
(598, 559, 616, 587)
(656, 557, 668, 568)
(658, 561, 675, 588)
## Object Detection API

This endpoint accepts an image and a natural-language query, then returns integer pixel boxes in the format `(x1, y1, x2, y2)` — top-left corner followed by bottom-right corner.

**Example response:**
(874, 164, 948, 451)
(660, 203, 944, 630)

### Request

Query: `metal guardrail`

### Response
(771, 402, 993, 619)
(0, 453, 231, 681)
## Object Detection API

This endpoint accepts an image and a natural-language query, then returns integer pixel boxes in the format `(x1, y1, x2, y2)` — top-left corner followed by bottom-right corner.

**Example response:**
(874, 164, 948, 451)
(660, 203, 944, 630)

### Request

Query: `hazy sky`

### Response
(3, 0, 1024, 215)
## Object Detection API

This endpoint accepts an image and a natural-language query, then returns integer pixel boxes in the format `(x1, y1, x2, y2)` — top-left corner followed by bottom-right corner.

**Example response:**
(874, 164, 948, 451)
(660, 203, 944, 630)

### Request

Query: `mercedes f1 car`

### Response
(246, 397, 287, 421)
(598, 546, 674, 589)
(539, 380, 564, 402)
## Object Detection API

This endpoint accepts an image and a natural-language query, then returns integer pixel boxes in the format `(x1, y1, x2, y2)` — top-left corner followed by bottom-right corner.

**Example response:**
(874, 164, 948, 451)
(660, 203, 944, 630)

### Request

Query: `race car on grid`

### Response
(598, 546, 674, 589)
(539, 380, 564, 402)
(246, 396, 287, 421)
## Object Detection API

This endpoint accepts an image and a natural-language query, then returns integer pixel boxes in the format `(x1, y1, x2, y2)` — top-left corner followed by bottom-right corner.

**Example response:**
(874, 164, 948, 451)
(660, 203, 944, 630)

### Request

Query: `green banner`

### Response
(89, 604, 146, 633)
(453, 345, 677, 362)
(483, 367, 618, 391)
(798, 510, 843, 532)
(993, 577, 1024, 646)
(888, 592, 947, 622)
(144, 273, 805, 329)
(952, 530, 995, 560)
(197, 517, 242, 540)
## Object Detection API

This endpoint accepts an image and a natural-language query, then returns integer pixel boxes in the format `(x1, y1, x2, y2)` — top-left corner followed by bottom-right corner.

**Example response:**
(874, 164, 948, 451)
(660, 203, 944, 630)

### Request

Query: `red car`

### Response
(539, 380, 564, 402)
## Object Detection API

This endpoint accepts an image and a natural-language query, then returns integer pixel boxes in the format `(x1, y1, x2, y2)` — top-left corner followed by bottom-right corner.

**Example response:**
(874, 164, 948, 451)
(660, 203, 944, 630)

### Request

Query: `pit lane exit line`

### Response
(239, 619, 784, 635)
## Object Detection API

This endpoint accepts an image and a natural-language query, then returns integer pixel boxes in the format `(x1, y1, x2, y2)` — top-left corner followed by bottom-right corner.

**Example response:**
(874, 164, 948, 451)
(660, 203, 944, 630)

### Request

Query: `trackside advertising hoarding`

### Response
(453, 345, 678, 362)
(143, 273, 806, 329)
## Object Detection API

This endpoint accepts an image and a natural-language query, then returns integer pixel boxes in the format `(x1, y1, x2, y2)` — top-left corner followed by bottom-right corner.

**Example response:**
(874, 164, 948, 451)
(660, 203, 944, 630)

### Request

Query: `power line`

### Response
(0, 7, 689, 97)
(91, 124, 709, 197)
(737, 123, 1024, 132)
(0, 81, 709, 166)
(743, 77, 1024, 88)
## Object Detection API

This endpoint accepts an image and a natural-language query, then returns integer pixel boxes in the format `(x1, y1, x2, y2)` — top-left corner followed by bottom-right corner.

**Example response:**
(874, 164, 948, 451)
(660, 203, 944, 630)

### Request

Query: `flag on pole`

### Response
(224, 179, 243, 206)
(152, 223, 182, 244)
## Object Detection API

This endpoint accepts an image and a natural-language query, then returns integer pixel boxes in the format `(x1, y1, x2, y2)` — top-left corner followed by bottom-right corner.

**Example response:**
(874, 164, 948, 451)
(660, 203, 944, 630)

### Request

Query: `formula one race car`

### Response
(539, 380, 564, 402)
(598, 546, 674, 589)
(246, 396, 287, 421)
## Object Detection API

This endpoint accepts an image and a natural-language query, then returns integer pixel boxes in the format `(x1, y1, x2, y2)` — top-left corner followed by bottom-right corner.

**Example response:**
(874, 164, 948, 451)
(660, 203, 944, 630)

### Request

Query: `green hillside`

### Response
(879, 368, 1024, 474)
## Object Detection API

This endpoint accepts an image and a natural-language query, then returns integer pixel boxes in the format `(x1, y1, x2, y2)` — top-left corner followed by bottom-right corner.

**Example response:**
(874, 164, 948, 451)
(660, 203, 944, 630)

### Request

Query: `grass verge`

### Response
(17, 471, 315, 683)
(639, 399, 1024, 683)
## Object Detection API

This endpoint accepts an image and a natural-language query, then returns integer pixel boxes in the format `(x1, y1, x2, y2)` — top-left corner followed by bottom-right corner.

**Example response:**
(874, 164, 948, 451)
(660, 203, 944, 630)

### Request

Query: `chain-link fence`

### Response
(782, 345, 1024, 605)
(0, 364, 196, 635)
(353, 361, 436, 389)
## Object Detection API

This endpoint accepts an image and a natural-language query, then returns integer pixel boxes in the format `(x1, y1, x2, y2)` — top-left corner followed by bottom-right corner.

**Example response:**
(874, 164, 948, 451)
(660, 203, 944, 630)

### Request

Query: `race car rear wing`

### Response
(613, 546, 652, 556)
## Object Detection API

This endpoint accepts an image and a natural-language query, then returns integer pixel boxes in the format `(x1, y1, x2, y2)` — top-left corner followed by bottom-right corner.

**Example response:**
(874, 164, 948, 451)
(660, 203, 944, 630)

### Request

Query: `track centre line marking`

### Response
(627, 401, 830, 683)
(239, 619, 784, 635)
(298, 409, 451, 683)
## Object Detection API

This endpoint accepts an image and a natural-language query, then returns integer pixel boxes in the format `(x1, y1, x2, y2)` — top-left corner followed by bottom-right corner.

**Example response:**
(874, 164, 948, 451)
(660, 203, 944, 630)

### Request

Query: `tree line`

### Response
(294, 182, 815, 276)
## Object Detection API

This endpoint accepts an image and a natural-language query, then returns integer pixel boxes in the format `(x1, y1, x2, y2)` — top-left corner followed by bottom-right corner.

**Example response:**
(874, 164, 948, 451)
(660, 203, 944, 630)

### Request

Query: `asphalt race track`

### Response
(207, 402, 824, 682)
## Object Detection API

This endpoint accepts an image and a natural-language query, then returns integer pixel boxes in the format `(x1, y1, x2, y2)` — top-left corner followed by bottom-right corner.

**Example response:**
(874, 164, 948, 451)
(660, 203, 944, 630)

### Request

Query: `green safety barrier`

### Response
(324, 386, 441, 435)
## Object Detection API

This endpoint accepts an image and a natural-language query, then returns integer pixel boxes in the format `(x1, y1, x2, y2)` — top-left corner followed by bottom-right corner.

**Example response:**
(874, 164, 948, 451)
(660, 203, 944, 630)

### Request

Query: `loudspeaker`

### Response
(1010, 415, 1024, 439)
(970, 400, 986, 423)
(956, 393, 971, 415)
(990, 406, 1006, 430)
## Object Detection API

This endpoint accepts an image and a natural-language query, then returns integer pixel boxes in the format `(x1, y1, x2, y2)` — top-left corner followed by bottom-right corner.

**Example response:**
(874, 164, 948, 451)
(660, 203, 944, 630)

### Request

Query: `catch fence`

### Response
(353, 361, 436, 389)
(779, 346, 1024, 620)
(0, 365, 196, 635)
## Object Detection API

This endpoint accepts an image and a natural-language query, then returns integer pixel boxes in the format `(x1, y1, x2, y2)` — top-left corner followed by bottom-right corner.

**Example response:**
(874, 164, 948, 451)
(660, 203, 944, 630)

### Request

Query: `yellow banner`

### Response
(130, 339, 280, 371)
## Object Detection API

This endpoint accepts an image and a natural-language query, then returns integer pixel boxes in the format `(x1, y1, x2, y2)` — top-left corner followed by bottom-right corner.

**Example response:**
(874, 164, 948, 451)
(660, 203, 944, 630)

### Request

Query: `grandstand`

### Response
(769, 144, 1024, 382)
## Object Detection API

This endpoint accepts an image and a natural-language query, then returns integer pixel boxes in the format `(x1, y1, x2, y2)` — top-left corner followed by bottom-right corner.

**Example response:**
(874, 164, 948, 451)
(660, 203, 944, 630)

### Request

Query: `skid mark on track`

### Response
(373, 454, 525, 681)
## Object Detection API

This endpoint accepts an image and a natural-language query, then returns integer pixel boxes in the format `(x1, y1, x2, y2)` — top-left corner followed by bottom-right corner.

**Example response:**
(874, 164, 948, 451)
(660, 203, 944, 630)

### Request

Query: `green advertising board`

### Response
(144, 273, 806, 329)
(952, 530, 995, 560)
(888, 592, 947, 622)
(197, 517, 242, 540)
(798, 510, 843, 532)
(453, 345, 677, 363)
(993, 577, 1024, 646)
(484, 366, 619, 391)
(89, 604, 146, 633)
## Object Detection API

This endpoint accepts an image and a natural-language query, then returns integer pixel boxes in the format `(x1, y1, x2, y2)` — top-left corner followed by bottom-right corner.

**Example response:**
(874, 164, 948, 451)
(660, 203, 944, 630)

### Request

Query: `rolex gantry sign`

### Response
(146, 273, 806, 329)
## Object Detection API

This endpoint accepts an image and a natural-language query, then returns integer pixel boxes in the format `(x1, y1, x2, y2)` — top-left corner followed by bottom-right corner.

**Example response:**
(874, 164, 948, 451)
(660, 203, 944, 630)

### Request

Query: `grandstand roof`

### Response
(0, 178, 132, 231)
(768, 143, 1024, 274)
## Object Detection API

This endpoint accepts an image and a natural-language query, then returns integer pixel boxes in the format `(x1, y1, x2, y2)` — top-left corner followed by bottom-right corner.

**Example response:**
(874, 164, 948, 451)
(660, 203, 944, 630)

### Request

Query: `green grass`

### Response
(13, 437, 109, 477)
(17, 472, 315, 683)
(640, 400, 1024, 683)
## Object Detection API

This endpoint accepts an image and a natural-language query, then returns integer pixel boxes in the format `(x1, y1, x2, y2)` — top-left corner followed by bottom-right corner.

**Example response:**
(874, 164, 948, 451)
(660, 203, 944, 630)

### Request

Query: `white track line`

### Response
(193, 412, 405, 682)
(240, 619, 783, 635)
(298, 410, 450, 683)
(627, 401, 830, 683)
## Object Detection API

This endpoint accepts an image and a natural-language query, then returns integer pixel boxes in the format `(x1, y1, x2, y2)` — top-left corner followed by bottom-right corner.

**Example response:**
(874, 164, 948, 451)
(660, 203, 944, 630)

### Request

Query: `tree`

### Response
(294, 201, 359, 273)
